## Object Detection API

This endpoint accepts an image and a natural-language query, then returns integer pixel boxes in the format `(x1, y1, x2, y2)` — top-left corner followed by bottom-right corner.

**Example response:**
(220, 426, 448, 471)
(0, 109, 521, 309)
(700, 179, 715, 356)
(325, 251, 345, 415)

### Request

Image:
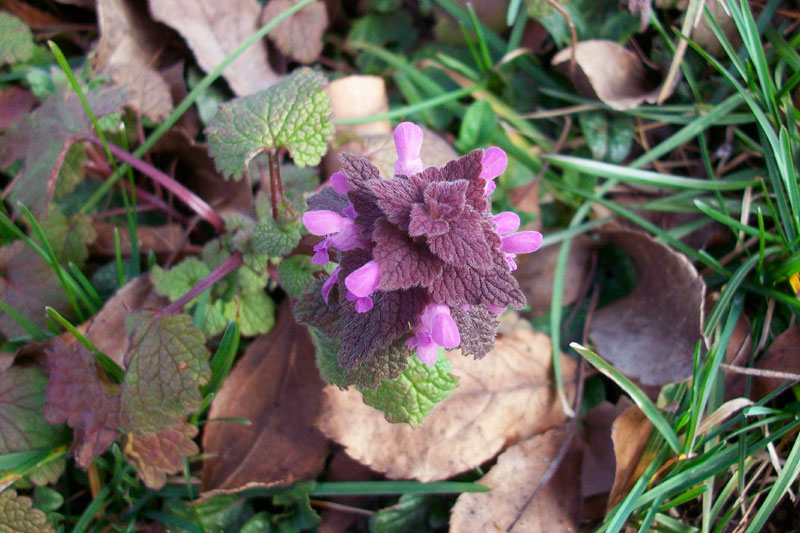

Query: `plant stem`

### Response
(160, 253, 243, 315)
(85, 136, 225, 232)
(268, 150, 282, 220)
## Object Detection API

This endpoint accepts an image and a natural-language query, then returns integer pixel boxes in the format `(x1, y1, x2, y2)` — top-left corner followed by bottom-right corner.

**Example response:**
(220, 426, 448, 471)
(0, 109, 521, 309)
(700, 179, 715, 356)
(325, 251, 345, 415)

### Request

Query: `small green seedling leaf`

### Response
(206, 67, 333, 180)
(455, 98, 496, 153)
(277, 255, 318, 298)
(37, 205, 97, 269)
(0, 12, 34, 66)
(370, 493, 448, 533)
(0, 489, 55, 533)
(152, 258, 211, 303)
(359, 350, 459, 426)
(272, 481, 321, 532)
(252, 215, 304, 257)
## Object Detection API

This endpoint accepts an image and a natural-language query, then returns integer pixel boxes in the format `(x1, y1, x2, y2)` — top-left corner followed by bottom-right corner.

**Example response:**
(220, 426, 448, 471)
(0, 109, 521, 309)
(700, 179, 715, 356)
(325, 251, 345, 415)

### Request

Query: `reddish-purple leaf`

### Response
(451, 305, 500, 359)
(125, 421, 198, 489)
(427, 208, 493, 269)
(44, 340, 121, 468)
(432, 253, 526, 309)
(373, 219, 442, 291)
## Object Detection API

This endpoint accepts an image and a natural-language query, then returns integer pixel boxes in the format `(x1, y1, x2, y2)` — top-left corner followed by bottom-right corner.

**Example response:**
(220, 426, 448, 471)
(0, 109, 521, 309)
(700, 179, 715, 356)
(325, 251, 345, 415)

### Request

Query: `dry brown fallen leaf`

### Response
(316, 325, 576, 481)
(607, 404, 653, 511)
(751, 324, 800, 399)
(80, 274, 167, 366)
(580, 400, 631, 509)
(95, 0, 173, 121)
(261, 0, 328, 64)
(450, 425, 581, 533)
(552, 40, 672, 110)
(589, 229, 706, 386)
(148, 0, 279, 96)
(514, 235, 594, 316)
(201, 301, 328, 495)
(0, 86, 36, 131)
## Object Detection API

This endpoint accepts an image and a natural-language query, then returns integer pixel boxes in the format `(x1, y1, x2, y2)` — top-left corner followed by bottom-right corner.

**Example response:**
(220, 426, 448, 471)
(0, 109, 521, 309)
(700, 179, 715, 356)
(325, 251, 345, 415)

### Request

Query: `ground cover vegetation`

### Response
(0, 0, 799, 531)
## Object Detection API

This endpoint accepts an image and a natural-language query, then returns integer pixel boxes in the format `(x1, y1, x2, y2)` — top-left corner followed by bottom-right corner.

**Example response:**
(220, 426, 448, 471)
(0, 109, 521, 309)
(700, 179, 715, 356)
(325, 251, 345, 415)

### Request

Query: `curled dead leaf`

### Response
(607, 404, 653, 511)
(149, 0, 279, 96)
(95, 0, 174, 121)
(552, 40, 672, 110)
(201, 301, 328, 495)
(261, 0, 328, 64)
(450, 425, 581, 533)
(316, 325, 576, 481)
(589, 229, 706, 386)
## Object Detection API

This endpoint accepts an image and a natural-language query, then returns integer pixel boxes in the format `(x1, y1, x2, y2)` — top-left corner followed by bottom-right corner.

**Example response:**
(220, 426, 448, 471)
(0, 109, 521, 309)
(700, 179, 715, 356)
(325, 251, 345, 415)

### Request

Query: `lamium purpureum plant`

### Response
(296, 122, 542, 415)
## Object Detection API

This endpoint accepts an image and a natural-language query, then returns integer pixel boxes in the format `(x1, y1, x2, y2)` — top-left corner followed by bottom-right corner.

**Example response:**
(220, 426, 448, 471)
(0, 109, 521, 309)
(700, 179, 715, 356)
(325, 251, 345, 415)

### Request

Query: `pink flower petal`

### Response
(302, 210, 347, 236)
(501, 231, 543, 254)
(311, 239, 330, 265)
(480, 147, 507, 180)
(321, 267, 341, 304)
(344, 260, 380, 298)
(329, 219, 361, 251)
(483, 179, 497, 196)
(416, 339, 438, 366)
(330, 171, 350, 194)
(493, 211, 520, 235)
(394, 122, 424, 175)
(420, 303, 450, 329)
(431, 312, 460, 348)
(488, 305, 506, 314)
(355, 296, 373, 313)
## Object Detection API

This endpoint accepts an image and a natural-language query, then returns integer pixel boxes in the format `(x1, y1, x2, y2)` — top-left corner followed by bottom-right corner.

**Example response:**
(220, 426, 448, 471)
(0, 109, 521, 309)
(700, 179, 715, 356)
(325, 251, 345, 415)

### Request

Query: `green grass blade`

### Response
(546, 155, 761, 191)
(0, 299, 48, 340)
(333, 85, 478, 125)
(202, 320, 240, 397)
(311, 481, 490, 496)
(113, 227, 125, 288)
(571, 343, 681, 454)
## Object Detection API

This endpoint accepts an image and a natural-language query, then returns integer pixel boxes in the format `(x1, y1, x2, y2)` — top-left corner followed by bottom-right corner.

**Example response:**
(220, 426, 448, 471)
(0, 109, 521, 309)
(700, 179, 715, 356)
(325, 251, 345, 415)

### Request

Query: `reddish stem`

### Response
(84, 136, 226, 232)
(160, 252, 243, 315)
(268, 150, 282, 220)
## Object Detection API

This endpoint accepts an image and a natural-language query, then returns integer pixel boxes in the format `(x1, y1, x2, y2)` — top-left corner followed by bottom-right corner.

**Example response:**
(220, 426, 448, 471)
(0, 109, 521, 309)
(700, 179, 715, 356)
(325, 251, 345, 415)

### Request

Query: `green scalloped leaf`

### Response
(37, 206, 97, 268)
(277, 256, 317, 298)
(120, 312, 210, 433)
(206, 68, 333, 180)
(0, 12, 34, 66)
(0, 490, 55, 533)
(151, 258, 211, 303)
(124, 421, 198, 490)
(359, 351, 458, 426)
(252, 215, 303, 257)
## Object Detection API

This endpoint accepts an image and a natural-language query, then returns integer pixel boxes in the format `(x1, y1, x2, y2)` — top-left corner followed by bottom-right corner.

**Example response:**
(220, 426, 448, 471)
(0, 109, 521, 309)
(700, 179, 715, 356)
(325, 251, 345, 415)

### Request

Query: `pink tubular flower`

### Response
(492, 211, 542, 271)
(394, 122, 424, 176)
(302, 209, 362, 265)
(344, 260, 380, 313)
(480, 147, 507, 195)
(406, 303, 460, 365)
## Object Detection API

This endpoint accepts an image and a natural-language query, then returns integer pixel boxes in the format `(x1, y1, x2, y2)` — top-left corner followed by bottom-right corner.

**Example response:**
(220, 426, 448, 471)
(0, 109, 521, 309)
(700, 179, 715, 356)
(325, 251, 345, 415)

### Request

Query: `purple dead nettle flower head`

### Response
(299, 122, 542, 369)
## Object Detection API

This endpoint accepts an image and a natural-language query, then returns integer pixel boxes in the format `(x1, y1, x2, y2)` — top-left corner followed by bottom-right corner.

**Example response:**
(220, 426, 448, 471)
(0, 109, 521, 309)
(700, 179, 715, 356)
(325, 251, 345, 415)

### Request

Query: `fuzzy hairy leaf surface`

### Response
(277, 255, 317, 298)
(0, 240, 71, 338)
(124, 421, 198, 490)
(0, 489, 55, 533)
(0, 87, 127, 216)
(38, 206, 97, 268)
(312, 326, 409, 390)
(44, 341, 120, 468)
(120, 312, 210, 433)
(252, 215, 303, 257)
(0, 12, 34, 66)
(360, 351, 458, 426)
(206, 68, 333, 180)
(451, 305, 499, 359)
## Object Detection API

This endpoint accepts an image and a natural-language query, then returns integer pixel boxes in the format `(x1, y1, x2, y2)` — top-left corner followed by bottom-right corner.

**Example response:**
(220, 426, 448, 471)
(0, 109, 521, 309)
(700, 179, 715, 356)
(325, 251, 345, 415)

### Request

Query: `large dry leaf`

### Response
(514, 235, 593, 316)
(149, 0, 279, 96)
(91, 223, 189, 256)
(589, 230, 705, 386)
(261, 0, 328, 64)
(316, 326, 576, 481)
(450, 426, 581, 533)
(0, 86, 35, 131)
(552, 40, 670, 110)
(201, 301, 328, 494)
(607, 404, 652, 511)
(95, 0, 173, 121)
